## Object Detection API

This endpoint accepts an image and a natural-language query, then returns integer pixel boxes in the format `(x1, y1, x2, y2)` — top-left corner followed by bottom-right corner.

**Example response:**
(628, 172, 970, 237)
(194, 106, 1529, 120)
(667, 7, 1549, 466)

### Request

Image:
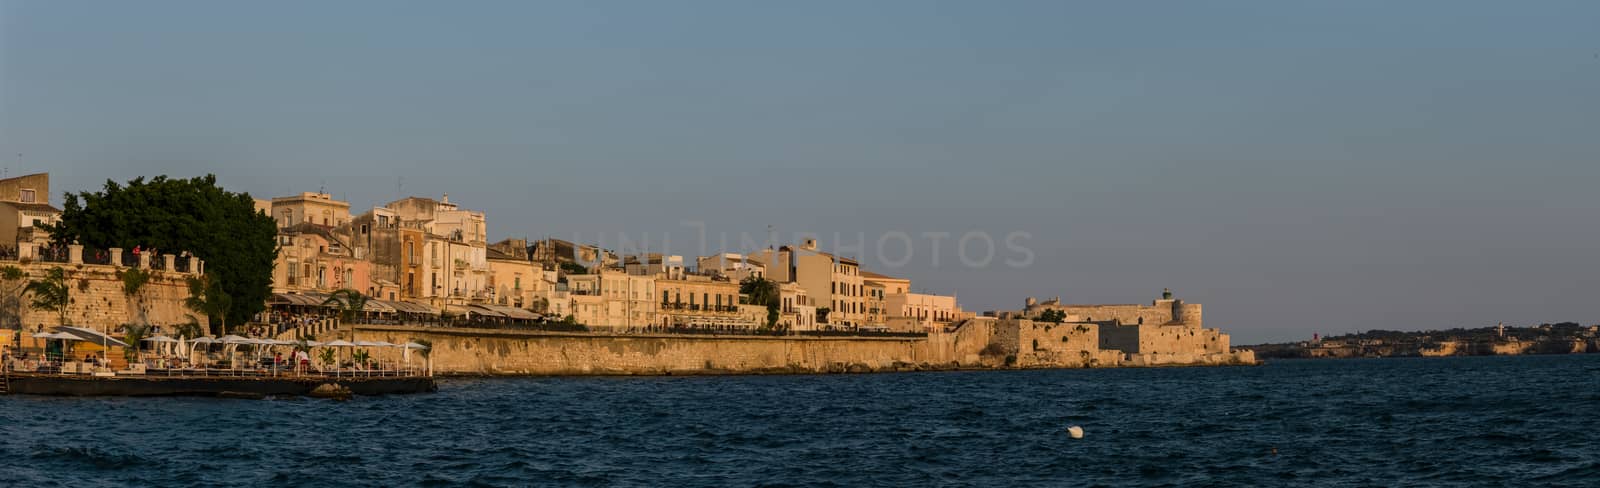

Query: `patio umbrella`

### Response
(322, 340, 356, 347)
(143, 335, 180, 356)
(400, 341, 429, 363)
(188, 336, 217, 358)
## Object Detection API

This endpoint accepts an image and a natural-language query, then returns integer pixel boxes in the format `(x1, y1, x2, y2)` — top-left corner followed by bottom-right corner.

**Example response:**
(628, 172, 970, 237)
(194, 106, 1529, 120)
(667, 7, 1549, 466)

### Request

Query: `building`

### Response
(487, 248, 538, 309)
(531, 238, 618, 269)
(1014, 291, 1230, 358)
(752, 239, 866, 327)
(566, 268, 656, 331)
(0, 173, 60, 251)
(862, 271, 911, 328)
(776, 282, 817, 331)
(270, 192, 351, 228)
(654, 273, 747, 329)
(352, 194, 491, 305)
(624, 254, 685, 280)
(885, 292, 969, 332)
(696, 253, 766, 282)
(270, 223, 373, 295)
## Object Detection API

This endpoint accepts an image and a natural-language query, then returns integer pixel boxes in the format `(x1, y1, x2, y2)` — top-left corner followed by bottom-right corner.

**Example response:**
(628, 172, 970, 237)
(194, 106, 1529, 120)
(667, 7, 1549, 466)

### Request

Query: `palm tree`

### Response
(321, 288, 369, 324)
(121, 323, 150, 361)
(25, 266, 71, 326)
(184, 275, 232, 336)
(119, 267, 152, 326)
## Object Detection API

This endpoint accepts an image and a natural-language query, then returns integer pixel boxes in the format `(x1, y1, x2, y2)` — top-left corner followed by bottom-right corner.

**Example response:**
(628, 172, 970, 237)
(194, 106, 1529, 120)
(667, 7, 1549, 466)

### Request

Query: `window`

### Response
(19, 189, 35, 203)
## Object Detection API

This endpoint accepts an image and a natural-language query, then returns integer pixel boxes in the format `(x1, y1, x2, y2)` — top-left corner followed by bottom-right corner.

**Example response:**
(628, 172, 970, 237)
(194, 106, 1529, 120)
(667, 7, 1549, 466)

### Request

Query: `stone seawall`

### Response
(349, 319, 1256, 376)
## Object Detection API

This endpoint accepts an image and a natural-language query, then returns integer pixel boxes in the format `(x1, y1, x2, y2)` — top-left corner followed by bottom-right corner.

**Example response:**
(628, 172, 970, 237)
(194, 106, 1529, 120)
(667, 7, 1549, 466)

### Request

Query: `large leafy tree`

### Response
(739, 276, 781, 329)
(185, 275, 233, 335)
(45, 175, 277, 328)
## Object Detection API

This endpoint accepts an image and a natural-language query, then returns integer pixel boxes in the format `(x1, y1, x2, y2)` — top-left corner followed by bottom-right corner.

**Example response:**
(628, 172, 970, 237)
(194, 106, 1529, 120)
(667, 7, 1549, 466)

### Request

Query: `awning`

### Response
(55, 326, 131, 348)
(361, 300, 397, 314)
(457, 303, 540, 320)
(270, 293, 326, 307)
(457, 304, 507, 318)
(383, 300, 439, 315)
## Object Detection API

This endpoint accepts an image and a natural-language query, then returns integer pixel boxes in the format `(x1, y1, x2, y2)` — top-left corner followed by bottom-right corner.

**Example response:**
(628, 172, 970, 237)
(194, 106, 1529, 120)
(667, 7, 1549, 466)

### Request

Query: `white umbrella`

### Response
(143, 335, 179, 356)
(218, 335, 252, 344)
(190, 336, 217, 344)
(400, 341, 428, 363)
(354, 340, 395, 347)
(322, 340, 356, 347)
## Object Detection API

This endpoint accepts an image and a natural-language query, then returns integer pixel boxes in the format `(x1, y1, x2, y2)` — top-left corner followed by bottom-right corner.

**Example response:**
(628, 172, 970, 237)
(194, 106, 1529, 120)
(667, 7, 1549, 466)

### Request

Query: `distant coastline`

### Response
(1240, 322, 1600, 360)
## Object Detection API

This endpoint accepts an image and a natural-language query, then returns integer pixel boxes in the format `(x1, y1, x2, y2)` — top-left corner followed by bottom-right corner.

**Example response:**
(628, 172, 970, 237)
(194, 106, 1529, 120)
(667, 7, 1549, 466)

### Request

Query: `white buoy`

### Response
(1067, 425, 1084, 439)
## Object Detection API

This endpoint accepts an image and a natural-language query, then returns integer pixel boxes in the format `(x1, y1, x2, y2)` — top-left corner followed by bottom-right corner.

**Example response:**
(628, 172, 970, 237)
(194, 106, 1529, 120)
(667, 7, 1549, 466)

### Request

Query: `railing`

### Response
(121, 249, 139, 267)
(0, 246, 16, 261)
(4, 358, 426, 379)
(83, 248, 113, 265)
(148, 255, 167, 270)
(39, 246, 70, 263)
(174, 258, 191, 273)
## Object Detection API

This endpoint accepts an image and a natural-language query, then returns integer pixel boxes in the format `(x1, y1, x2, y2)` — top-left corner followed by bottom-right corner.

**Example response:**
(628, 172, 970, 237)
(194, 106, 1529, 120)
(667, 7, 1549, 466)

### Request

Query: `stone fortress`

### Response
(999, 288, 1248, 367)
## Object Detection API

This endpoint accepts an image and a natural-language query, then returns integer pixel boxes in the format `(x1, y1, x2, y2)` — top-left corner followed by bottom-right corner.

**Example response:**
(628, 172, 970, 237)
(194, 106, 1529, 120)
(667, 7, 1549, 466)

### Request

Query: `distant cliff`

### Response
(1242, 323, 1600, 360)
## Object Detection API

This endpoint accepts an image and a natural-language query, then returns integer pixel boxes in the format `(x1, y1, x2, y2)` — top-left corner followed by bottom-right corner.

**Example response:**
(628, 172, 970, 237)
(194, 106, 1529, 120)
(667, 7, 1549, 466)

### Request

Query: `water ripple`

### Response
(3, 355, 1599, 486)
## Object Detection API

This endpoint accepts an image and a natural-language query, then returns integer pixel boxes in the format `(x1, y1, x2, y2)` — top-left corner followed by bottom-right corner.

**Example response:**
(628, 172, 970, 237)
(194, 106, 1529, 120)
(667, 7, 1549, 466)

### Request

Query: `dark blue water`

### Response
(3, 355, 1598, 487)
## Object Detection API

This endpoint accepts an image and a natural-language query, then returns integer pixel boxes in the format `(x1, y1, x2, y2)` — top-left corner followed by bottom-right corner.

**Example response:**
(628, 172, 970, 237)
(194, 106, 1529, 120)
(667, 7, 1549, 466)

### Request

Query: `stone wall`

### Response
(349, 316, 1255, 376)
(1014, 320, 1121, 368)
(7, 261, 202, 331)
(350, 325, 980, 375)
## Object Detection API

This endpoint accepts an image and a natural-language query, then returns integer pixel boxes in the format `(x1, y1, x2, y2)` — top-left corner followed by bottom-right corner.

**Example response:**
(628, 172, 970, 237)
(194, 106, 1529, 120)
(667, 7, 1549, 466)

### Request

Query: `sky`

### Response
(2, 1, 1598, 343)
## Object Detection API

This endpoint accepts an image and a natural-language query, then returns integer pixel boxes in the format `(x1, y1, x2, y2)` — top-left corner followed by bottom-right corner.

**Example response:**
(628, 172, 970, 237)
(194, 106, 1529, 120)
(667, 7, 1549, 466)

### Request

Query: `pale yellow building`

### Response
(0, 173, 59, 249)
(752, 240, 865, 327)
(271, 192, 351, 228)
(566, 268, 656, 331)
(696, 253, 766, 282)
(487, 248, 538, 309)
(654, 273, 748, 329)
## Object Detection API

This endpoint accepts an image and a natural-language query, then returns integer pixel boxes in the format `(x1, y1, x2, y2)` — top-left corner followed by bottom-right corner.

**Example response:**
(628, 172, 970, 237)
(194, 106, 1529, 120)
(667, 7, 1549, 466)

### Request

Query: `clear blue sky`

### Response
(3, 1, 1598, 343)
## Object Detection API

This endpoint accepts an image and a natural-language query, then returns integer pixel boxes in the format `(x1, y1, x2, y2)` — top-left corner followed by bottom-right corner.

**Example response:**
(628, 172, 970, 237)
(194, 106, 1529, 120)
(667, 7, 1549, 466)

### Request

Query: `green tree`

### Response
(173, 316, 204, 340)
(321, 289, 369, 323)
(119, 267, 153, 326)
(44, 174, 278, 327)
(121, 323, 150, 361)
(184, 275, 232, 335)
(739, 276, 781, 329)
(0, 265, 27, 329)
(25, 267, 71, 326)
(558, 261, 588, 276)
(816, 307, 831, 324)
(1038, 309, 1066, 324)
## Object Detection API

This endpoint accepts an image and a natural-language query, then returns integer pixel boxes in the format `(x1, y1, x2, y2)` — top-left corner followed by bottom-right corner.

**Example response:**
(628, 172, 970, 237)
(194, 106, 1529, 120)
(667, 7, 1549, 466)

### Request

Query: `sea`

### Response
(3, 355, 1598, 487)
